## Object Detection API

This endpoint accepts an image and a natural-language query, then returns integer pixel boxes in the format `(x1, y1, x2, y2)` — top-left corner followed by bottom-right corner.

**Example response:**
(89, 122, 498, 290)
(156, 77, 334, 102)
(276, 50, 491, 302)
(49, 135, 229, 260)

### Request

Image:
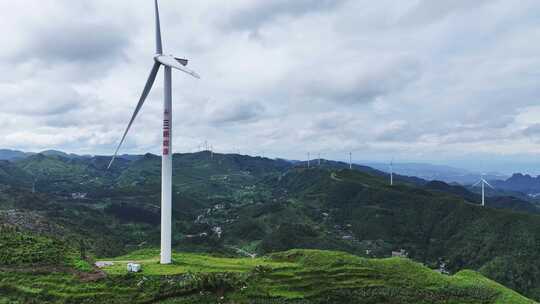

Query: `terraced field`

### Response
(92, 249, 535, 304)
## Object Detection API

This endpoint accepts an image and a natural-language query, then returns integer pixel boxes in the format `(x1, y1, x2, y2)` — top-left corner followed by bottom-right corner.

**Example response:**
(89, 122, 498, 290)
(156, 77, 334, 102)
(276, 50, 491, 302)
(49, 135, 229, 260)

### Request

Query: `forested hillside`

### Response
(1, 152, 540, 300)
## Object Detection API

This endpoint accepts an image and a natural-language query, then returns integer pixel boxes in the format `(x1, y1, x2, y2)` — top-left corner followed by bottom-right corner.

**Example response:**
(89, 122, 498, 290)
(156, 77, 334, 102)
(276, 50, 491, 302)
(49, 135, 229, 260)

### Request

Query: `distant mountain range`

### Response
(365, 162, 508, 185)
(0, 149, 79, 160)
(364, 161, 540, 198)
(492, 173, 540, 197)
(0, 149, 33, 160)
(0, 149, 137, 162)
(6, 148, 540, 197)
(0, 149, 508, 184)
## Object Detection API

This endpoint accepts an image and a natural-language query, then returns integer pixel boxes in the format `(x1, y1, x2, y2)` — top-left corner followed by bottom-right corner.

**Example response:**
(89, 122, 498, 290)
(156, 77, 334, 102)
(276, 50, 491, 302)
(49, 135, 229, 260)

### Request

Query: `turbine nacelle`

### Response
(472, 178, 495, 190)
(154, 54, 200, 79)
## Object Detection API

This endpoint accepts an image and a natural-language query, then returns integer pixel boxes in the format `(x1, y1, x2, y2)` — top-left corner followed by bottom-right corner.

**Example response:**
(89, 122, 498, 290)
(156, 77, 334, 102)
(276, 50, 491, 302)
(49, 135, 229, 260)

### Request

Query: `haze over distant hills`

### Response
(365, 162, 508, 185)
(8, 148, 540, 198)
(0, 149, 132, 162)
(0, 149, 509, 184)
(493, 174, 540, 197)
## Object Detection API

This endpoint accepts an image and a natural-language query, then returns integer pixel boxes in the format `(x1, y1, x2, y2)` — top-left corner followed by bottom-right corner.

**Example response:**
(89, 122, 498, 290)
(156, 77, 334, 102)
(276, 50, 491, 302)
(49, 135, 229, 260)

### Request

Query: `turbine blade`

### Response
(155, 55, 200, 79)
(471, 180, 482, 188)
(483, 179, 495, 190)
(108, 62, 161, 169)
(173, 64, 200, 79)
(155, 0, 163, 54)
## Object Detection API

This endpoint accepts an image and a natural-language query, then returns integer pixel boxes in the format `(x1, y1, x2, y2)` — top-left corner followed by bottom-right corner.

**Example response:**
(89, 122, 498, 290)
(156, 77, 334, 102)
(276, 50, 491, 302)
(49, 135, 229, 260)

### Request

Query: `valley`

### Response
(1, 151, 540, 302)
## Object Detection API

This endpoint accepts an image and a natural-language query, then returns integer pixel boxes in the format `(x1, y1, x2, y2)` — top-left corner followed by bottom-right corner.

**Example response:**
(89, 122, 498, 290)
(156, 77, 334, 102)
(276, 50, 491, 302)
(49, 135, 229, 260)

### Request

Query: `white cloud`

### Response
(0, 0, 540, 170)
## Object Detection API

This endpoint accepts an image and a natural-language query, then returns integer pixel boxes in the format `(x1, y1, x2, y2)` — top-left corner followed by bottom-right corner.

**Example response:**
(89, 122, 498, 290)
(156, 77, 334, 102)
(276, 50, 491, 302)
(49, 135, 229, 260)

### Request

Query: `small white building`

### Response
(127, 263, 141, 273)
(71, 192, 87, 199)
(391, 249, 408, 258)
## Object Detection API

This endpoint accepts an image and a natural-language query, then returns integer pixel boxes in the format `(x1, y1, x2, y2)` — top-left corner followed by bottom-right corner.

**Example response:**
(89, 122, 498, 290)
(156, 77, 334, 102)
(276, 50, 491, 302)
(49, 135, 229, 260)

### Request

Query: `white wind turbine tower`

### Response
(107, 0, 200, 264)
(349, 152, 352, 169)
(472, 175, 495, 207)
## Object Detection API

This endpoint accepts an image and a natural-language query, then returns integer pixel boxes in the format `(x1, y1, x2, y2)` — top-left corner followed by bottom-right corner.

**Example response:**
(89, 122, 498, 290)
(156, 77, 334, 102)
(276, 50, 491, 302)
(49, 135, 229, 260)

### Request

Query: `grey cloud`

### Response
(312, 117, 339, 132)
(13, 21, 128, 65)
(0, 83, 82, 116)
(222, 0, 346, 31)
(23, 24, 127, 64)
(0, 1, 133, 83)
(375, 121, 416, 142)
(204, 100, 266, 125)
(301, 58, 421, 104)
(523, 124, 540, 138)
(399, 0, 491, 26)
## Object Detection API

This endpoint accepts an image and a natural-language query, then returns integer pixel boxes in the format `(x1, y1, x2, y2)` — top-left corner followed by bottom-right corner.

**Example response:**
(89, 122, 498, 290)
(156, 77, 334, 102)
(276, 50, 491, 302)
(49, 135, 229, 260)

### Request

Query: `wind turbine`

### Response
(389, 159, 394, 186)
(472, 175, 494, 207)
(107, 0, 200, 264)
(349, 152, 352, 169)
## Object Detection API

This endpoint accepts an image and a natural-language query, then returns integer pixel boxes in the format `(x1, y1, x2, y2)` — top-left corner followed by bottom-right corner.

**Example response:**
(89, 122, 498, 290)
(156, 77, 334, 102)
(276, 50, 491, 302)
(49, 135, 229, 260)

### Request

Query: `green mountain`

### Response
(0, 149, 31, 161)
(1, 151, 540, 301)
(0, 160, 33, 188)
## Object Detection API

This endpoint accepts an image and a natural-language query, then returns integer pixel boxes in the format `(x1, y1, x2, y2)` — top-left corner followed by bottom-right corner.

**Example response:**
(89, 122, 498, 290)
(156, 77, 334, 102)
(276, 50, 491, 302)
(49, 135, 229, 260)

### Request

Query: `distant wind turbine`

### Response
(107, 0, 200, 264)
(349, 152, 352, 169)
(307, 152, 311, 168)
(389, 159, 394, 186)
(472, 175, 495, 207)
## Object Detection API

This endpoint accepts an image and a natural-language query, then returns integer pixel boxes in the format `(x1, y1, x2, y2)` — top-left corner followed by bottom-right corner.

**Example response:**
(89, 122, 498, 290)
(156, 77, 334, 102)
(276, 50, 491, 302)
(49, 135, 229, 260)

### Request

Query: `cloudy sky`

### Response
(1, 0, 540, 173)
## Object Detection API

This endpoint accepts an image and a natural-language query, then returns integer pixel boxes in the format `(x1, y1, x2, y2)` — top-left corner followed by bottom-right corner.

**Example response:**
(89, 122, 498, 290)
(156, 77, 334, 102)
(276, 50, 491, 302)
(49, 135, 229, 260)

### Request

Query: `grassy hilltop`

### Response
(0, 236, 536, 304)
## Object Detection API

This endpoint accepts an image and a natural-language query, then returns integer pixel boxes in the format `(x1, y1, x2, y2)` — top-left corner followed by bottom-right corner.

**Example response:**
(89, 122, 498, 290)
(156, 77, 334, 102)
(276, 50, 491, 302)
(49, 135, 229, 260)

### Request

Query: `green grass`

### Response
(101, 248, 295, 275)
(0, 227, 69, 266)
(0, 248, 536, 303)
(454, 270, 536, 304)
(0, 226, 95, 274)
(93, 249, 536, 304)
